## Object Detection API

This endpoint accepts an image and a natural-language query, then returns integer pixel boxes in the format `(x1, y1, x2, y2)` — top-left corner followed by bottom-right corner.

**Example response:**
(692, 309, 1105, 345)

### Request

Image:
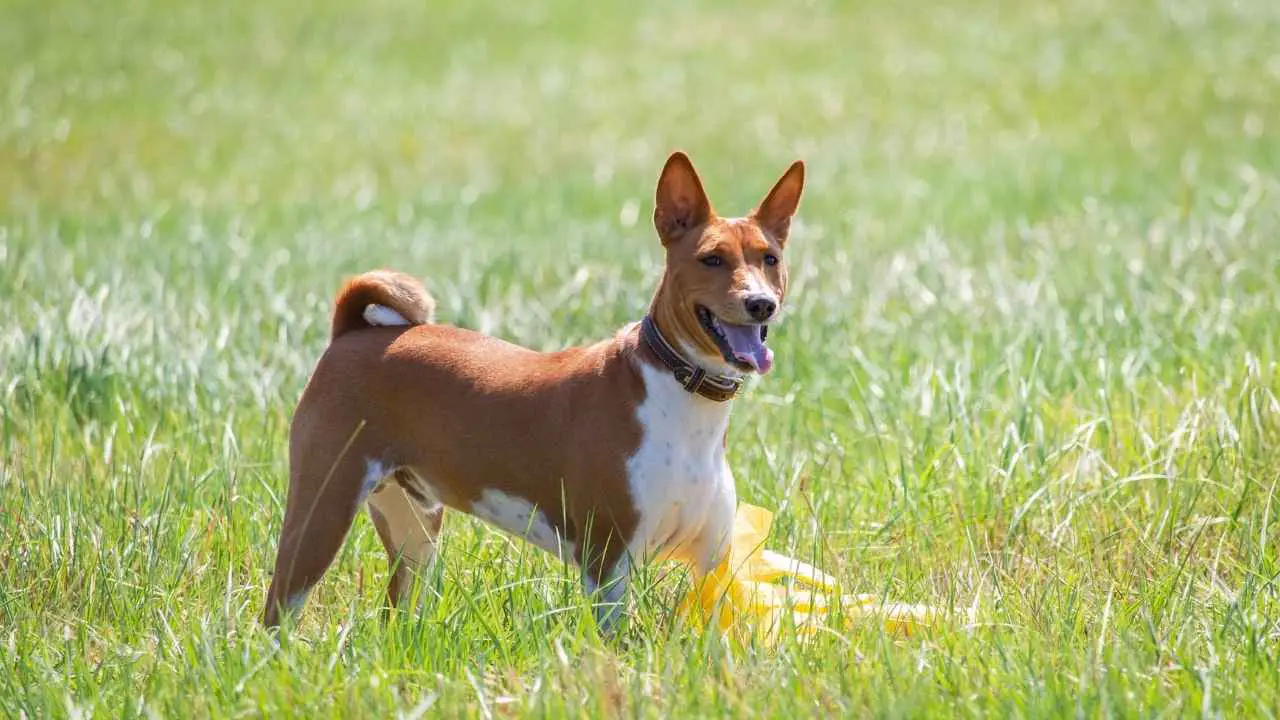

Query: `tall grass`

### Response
(3, 0, 1279, 715)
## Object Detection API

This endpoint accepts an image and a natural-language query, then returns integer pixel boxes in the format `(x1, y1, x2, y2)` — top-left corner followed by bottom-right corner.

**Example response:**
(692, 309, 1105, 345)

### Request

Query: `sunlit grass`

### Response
(3, 0, 1280, 716)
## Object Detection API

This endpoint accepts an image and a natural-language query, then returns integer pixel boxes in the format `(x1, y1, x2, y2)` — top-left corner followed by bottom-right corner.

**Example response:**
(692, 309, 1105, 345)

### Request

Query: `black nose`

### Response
(745, 295, 777, 322)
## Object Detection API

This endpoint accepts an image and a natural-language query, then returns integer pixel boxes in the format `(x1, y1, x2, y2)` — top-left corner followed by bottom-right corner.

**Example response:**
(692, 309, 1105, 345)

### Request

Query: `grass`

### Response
(3, 0, 1280, 715)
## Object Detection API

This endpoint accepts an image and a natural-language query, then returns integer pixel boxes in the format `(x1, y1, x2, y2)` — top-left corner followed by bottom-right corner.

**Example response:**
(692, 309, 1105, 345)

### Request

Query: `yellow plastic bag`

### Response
(677, 503, 943, 643)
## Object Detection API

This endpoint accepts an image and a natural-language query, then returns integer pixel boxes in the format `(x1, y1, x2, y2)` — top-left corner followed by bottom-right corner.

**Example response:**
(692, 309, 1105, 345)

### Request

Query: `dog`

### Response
(262, 152, 804, 632)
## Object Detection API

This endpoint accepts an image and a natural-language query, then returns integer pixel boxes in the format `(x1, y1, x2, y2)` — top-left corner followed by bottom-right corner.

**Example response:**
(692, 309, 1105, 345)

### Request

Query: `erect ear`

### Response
(752, 160, 805, 244)
(653, 151, 713, 245)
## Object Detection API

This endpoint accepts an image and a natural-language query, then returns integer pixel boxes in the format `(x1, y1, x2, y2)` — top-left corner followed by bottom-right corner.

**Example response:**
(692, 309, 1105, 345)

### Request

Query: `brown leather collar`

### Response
(640, 316, 743, 402)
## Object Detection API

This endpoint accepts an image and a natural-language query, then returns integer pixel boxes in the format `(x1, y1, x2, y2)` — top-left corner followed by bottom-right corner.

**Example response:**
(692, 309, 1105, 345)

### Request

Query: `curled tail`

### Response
(331, 270, 436, 340)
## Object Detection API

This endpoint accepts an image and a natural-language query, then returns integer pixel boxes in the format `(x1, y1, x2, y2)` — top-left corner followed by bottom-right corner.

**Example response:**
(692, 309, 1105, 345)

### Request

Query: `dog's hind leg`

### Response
(262, 448, 368, 627)
(367, 470, 445, 614)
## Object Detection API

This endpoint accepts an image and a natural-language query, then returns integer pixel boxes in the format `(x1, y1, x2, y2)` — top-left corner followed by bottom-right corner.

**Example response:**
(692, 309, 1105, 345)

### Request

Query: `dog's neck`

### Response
(647, 275, 746, 375)
(638, 315, 743, 402)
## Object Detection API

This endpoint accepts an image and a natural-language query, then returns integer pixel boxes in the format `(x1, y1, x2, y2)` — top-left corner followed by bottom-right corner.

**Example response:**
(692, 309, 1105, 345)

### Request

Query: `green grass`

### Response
(3, 0, 1280, 715)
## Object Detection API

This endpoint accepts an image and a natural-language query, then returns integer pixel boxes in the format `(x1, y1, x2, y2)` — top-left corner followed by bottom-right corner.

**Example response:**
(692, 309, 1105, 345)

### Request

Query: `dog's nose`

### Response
(745, 295, 777, 322)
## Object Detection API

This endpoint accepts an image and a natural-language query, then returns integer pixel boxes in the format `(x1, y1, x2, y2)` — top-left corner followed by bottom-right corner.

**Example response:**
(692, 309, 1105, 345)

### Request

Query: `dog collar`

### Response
(639, 316, 743, 402)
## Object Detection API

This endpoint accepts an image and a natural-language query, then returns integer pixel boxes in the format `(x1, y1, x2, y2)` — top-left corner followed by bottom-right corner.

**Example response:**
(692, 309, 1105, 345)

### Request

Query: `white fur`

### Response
(363, 303, 409, 327)
(585, 553, 631, 633)
(741, 266, 778, 305)
(285, 590, 310, 614)
(360, 459, 390, 504)
(469, 489, 573, 563)
(624, 361, 738, 574)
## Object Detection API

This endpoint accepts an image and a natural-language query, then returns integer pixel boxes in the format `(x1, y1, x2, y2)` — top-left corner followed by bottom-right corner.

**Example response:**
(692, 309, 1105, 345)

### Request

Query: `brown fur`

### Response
(649, 153, 802, 363)
(331, 270, 436, 339)
(262, 152, 804, 628)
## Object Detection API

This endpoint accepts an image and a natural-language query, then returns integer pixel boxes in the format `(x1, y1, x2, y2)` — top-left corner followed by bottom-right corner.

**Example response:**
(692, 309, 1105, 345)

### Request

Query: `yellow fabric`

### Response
(677, 503, 943, 643)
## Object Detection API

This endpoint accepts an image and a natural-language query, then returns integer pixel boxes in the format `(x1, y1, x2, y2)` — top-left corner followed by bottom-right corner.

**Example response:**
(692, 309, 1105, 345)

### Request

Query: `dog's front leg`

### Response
(583, 553, 631, 636)
(693, 462, 738, 578)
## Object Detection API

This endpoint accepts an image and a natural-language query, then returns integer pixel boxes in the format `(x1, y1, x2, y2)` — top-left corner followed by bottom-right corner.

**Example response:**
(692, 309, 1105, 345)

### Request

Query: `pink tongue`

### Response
(718, 322, 774, 374)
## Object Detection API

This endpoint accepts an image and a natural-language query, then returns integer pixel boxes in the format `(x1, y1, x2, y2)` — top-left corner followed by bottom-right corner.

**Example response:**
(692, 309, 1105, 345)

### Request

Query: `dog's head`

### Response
(649, 151, 804, 375)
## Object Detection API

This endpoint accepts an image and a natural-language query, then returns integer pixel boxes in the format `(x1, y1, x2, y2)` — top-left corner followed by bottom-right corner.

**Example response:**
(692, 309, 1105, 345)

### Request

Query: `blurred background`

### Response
(5, 0, 1277, 395)
(7, 0, 1276, 236)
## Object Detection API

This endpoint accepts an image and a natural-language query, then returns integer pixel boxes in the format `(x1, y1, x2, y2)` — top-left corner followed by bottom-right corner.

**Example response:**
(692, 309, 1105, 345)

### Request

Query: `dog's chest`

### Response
(624, 363, 737, 569)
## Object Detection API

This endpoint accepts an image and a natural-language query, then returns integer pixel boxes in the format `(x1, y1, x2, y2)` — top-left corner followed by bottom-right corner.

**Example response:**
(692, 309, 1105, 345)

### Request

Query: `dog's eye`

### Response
(763, 253, 779, 267)
(700, 255, 724, 268)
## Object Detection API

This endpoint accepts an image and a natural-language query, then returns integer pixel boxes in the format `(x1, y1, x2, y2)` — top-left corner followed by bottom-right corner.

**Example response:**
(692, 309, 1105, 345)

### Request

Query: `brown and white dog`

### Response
(262, 152, 804, 631)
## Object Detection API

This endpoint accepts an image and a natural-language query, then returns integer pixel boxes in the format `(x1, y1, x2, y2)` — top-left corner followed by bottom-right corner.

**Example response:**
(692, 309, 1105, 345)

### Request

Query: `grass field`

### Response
(4, 0, 1280, 715)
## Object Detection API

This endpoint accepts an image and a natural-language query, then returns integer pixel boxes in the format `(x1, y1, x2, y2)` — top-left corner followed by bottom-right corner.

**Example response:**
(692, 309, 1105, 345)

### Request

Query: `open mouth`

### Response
(696, 305, 774, 374)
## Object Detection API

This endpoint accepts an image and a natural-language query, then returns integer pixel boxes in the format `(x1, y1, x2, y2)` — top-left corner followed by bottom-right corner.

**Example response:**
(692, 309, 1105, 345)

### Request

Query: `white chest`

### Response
(624, 362, 739, 573)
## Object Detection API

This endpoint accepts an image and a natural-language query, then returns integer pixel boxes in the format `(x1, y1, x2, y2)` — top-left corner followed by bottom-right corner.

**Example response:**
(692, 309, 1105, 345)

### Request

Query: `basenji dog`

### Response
(262, 152, 804, 632)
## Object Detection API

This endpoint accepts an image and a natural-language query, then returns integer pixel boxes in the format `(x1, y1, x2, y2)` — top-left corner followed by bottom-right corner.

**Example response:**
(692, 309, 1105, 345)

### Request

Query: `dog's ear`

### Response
(752, 160, 804, 245)
(654, 151, 713, 245)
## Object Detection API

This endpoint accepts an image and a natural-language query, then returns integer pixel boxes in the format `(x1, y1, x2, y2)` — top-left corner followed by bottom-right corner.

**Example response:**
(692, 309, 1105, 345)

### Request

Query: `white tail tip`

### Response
(363, 303, 410, 327)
